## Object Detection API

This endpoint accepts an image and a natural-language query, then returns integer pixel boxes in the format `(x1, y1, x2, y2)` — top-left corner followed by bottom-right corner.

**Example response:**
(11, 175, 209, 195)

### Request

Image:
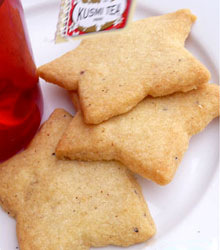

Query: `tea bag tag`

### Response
(55, 0, 134, 42)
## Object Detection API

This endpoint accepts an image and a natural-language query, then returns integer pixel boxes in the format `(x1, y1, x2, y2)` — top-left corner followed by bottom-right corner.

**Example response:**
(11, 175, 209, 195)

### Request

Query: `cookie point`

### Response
(175, 9, 197, 22)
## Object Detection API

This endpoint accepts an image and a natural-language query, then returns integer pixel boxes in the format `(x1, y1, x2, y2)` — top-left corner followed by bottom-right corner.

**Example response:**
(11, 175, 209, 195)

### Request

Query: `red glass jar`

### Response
(0, 0, 43, 161)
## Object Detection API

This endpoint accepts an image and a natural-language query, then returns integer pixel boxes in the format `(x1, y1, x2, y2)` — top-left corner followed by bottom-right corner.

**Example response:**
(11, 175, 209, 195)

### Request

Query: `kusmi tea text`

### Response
(56, 0, 133, 41)
(76, 4, 121, 21)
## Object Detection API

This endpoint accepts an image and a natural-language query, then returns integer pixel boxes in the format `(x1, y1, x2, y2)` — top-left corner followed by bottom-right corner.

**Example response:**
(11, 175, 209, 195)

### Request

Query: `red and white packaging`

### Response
(56, 0, 134, 42)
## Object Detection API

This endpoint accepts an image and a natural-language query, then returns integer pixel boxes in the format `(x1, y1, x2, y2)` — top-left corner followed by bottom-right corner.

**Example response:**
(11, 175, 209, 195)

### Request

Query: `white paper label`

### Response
(72, 0, 127, 31)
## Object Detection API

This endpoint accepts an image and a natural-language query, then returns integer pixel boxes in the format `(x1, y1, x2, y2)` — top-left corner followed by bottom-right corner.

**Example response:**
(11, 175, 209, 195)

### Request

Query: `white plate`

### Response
(0, 0, 219, 249)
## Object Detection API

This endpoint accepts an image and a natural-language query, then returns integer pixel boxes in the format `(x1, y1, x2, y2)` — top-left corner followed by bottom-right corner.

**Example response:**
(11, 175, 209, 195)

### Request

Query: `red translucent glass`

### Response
(0, 0, 43, 162)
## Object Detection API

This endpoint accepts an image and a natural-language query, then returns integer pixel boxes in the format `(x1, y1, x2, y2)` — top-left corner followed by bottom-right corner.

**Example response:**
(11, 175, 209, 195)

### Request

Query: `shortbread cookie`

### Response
(0, 109, 156, 250)
(56, 84, 220, 185)
(69, 91, 81, 112)
(38, 9, 210, 124)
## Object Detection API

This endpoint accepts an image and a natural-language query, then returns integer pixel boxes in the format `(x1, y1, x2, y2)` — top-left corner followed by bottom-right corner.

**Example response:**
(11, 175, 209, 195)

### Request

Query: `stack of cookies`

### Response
(0, 9, 219, 250)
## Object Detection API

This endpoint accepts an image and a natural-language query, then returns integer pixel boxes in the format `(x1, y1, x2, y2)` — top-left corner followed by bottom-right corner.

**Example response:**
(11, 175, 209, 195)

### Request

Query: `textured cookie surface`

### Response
(56, 84, 220, 185)
(38, 9, 210, 124)
(70, 91, 81, 112)
(0, 109, 156, 250)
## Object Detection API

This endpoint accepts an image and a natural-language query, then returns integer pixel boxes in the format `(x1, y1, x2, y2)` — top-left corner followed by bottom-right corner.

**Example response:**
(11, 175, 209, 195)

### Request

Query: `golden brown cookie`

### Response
(69, 91, 81, 112)
(56, 84, 220, 185)
(38, 9, 210, 124)
(0, 109, 156, 250)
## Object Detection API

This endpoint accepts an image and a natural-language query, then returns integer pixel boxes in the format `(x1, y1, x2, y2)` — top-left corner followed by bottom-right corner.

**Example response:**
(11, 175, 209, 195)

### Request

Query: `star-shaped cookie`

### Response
(37, 9, 210, 124)
(56, 84, 220, 185)
(0, 109, 156, 250)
